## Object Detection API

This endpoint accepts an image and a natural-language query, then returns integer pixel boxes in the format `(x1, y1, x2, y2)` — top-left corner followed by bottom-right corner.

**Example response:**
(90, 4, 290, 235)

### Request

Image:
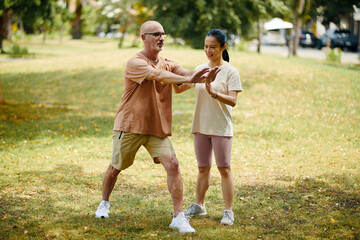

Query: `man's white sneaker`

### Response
(95, 200, 110, 218)
(169, 212, 195, 233)
(184, 203, 207, 218)
(220, 210, 234, 225)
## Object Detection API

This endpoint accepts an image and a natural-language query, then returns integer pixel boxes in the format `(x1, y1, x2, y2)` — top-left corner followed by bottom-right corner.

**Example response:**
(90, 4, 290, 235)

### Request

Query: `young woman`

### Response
(174, 29, 242, 225)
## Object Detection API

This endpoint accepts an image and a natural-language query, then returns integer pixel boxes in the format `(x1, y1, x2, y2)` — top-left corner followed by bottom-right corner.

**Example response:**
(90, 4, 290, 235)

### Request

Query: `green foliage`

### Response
(236, 40, 250, 52)
(147, 0, 243, 48)
(325, 47, 342, 62)
(81, 4, 101, 35)
(311, 0, 360, 26)
(146, 0, 289, 49)
(0, 0, 69, 35)
(7, 43, 30, 58)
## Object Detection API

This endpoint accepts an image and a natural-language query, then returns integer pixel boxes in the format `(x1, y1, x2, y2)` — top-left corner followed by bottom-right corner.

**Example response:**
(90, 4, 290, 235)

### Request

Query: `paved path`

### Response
(249, 44, 360, 64)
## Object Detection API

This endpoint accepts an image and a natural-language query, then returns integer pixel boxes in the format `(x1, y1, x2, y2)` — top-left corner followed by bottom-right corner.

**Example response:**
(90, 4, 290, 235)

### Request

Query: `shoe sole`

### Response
(185, 212, 207, 218)
(95, 215, 109, 218)
(169, 226, 195, 233)
(220, 221, 233, 225)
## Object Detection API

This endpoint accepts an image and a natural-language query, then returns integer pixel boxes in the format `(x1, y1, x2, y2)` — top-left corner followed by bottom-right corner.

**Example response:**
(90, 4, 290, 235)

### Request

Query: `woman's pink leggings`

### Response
(193, 132, 232, 168)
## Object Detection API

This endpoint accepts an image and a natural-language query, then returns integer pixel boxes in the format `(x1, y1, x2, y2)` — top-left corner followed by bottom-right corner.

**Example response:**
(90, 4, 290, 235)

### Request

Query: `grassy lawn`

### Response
(1, 36, 359, 239)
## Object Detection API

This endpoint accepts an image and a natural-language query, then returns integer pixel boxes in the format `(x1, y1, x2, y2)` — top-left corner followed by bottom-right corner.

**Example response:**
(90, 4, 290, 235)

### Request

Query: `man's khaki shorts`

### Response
(111, 131, 175, 170)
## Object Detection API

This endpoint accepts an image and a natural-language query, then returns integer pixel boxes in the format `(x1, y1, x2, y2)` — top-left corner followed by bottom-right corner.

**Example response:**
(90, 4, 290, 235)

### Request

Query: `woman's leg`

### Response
(212, 136, 233, 210)
(194, 133, 213, 205)
(217, 166, 234, 210)
(195, 165, 211, 205)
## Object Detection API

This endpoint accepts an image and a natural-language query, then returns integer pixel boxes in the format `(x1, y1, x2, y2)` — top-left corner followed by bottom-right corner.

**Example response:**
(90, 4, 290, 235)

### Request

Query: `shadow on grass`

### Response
(233, 175, 360, 239)
(0, 100, 114, 147)
(0, 161, 359, 239)
(0, 163, 181, 239)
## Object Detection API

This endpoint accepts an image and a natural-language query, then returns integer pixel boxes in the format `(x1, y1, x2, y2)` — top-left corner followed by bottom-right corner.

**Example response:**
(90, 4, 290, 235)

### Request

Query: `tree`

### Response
(97, 0, 152, 48)
(0, 0, 64, 50)
(146, 0, 243, 49)
(286, 0, 310, 57)
(312, 0, 359, 27)
(285, 0, 358, 56)
(235, 0, 288, 53)
(67, 0, 97, 39)
(98, 0, 137, 47)
(145, 0, 289, 50)
(0, 8, 12, 53)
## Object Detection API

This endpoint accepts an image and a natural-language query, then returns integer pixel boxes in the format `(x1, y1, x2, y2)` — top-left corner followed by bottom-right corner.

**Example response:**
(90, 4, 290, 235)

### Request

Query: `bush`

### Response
(8, 43, 30, 58)
(236, 40, 249, 52)
(325, 47, 342, 62)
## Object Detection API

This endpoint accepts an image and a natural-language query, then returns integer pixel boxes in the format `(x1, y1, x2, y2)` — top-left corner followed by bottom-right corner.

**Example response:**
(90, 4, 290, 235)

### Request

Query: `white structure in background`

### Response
(263, 18, 293, 45)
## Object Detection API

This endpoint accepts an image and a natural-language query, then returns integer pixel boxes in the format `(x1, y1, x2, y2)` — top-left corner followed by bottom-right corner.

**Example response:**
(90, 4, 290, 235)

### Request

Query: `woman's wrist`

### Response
(211, 92, 218, 98)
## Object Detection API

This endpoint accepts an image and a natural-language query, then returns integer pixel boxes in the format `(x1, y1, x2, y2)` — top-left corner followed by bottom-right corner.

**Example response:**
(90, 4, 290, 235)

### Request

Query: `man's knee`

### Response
(160, 155, 180, 174)
(106, 164, 121, 178)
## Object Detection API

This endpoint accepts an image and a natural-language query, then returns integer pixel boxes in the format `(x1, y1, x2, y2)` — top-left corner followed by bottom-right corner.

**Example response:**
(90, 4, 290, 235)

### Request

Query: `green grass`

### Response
(1, 36, 359, 240)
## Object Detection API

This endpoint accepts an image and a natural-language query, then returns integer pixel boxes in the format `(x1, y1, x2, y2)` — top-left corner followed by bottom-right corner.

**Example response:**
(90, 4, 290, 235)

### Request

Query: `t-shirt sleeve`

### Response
(125, 57, 153, 84)
(228, 68, 242, 92)
(164, 58, 189, 76)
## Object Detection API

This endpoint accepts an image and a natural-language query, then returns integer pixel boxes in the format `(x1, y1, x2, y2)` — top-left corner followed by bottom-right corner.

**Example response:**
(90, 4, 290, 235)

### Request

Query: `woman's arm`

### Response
(205, 83, 240, 107)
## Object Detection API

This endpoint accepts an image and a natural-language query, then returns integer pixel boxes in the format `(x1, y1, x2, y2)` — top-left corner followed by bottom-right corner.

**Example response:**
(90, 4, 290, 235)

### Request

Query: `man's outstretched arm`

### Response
(146, 68, 209, 85)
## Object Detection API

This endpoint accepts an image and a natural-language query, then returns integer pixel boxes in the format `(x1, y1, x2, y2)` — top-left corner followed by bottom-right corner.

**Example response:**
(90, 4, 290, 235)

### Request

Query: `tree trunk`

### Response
(42, 28, 47, 44)
(289, 0, 305, 57)
(118, 26, 127, 48)
(72, 3, 82, 39)
(293, 18, 302, 55)
(0, 75, 2, 103)
(60, 22, 64, 43)
(257, 17, 263, 53)
(20, 18, 24, 41)
(0, 9, 13, 53)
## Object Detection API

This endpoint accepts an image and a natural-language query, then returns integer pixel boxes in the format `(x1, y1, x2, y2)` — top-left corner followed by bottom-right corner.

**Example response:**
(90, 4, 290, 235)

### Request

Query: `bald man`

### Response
(95, 21, 213, 233)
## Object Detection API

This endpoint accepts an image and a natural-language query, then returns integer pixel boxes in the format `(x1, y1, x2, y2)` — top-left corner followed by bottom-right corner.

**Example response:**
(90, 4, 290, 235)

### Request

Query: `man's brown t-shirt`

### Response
(113, 52, 184, 138)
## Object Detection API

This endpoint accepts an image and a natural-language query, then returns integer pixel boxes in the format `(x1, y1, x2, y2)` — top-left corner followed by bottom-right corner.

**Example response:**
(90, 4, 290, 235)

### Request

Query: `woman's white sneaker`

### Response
(220, 210, 234, 225)
(169, 212, 196, 233)
(184, 203, 207, 218)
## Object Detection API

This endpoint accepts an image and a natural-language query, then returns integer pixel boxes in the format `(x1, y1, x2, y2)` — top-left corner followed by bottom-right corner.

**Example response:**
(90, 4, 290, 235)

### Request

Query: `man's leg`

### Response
(156, 154, 183, 216)
(102, 164, 121, 201)
(95, 164, 121, 218)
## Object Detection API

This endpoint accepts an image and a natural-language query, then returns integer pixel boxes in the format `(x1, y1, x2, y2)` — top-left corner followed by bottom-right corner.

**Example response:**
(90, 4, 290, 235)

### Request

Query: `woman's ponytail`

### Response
(222, 49, 229, 62)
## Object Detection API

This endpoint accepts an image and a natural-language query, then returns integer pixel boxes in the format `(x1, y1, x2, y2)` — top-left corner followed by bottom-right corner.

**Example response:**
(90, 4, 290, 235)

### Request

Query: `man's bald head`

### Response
(140, 21, 164, 35)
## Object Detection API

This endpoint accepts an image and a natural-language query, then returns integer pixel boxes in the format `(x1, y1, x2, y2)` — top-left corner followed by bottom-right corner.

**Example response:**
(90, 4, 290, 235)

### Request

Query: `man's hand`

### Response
(189, 68, 209, 84)
(206, 67, 221, 84)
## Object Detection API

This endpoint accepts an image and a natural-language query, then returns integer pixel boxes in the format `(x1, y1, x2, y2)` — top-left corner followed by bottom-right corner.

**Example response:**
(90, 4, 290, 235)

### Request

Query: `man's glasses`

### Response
(144, 32, 167, 38)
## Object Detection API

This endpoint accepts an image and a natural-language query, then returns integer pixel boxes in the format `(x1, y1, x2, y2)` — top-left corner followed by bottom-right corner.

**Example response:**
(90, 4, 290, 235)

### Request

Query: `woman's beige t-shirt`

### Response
(191, 62, 242, 137)
(113, 52, 184, 138)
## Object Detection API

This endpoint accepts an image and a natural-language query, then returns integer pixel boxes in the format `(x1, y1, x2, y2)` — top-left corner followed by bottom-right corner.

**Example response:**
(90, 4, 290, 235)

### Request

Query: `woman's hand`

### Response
(206, 67, 221, 84)
(205, 82, 217, 97)
(205, 67, 220, 97)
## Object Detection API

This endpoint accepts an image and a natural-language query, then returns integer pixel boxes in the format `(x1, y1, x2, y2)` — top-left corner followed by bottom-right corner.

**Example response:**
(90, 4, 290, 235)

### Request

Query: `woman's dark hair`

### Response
(206, 29, 229, 62)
